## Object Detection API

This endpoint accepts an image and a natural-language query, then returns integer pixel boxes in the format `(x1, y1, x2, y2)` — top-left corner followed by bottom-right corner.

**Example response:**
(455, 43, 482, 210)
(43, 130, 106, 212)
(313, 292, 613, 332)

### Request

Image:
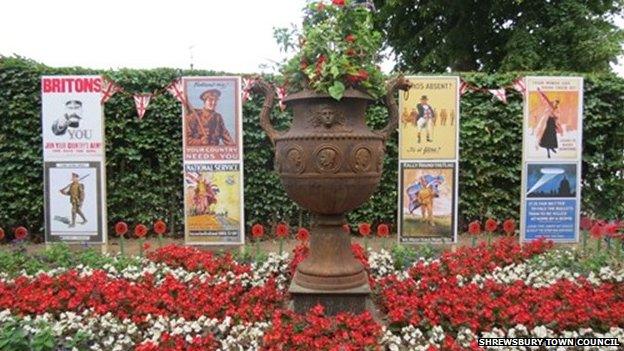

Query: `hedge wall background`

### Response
(1, 57, 623, 240)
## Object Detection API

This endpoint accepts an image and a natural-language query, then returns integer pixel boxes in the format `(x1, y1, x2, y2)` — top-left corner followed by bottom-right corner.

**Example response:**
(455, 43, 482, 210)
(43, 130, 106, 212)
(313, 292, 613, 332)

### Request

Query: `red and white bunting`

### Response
(241, 78, 256, 104)
(276, 86, 287, 111)
(459, 79, 472, 95)
(100, 77, 123, 104)
(133, 93, 153, 120)
(488, 88, 508, 104)
(165, 78, 186, 105)
(512, 77, 526, 94)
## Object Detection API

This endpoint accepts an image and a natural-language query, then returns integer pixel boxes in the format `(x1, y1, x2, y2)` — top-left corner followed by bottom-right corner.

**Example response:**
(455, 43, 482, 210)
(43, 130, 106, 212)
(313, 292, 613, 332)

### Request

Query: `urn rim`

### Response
(283, 88, 374, 103)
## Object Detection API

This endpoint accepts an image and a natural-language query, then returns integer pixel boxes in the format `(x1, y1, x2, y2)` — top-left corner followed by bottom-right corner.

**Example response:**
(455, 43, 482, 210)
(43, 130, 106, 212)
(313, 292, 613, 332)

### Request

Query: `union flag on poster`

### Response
(182, 77, 241, 162)
(183, 163, 244, 245)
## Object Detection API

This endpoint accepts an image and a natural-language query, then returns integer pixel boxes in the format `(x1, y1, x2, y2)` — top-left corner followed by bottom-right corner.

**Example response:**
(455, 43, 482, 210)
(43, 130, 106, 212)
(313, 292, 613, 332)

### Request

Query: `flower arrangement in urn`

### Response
(274, 0, 385, 100)
(252, 0, 410, 315)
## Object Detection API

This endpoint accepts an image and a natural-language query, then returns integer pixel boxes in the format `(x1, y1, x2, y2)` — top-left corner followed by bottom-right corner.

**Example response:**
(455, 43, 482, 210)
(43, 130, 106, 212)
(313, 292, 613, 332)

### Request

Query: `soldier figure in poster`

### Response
(416, 95, 435, 143)
(59, 172, 87, 227)
(185, 89, 235, 146)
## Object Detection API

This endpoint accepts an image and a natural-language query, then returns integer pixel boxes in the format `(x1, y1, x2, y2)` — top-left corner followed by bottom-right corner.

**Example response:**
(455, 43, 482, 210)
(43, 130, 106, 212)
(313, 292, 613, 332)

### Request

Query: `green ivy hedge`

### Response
(1, 57, 622, 240)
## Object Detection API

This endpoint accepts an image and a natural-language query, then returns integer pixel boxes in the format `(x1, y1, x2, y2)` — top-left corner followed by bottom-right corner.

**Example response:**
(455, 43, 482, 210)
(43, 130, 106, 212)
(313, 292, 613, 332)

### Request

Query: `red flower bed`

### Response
(376, 238, 623, 335)
(380, 275, 624, 333)
(262, 305, 381, 351)
(147, 245, 251, 276)
(0, 270, 282, 324)
(408, 237, 552, 282)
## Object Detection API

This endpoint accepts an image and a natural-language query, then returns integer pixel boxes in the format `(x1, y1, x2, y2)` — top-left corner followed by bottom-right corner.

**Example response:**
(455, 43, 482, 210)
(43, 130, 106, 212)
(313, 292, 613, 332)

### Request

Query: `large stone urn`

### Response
(252, 77, 411, 314)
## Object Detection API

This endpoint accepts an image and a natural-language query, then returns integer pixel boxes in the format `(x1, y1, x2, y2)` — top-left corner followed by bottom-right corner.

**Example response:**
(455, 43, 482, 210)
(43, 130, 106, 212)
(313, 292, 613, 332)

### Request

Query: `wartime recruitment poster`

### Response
(41, 76, 105, 157)
(522, 162, 580, 242)
(520, 76, 583, 243)
(183, 162, 244, 245)
(397, 76, 459, 244)
(398, 162, 457, 243)
(398, 76, 459, 160)
(524, 77, 583, 161)
(43, 161, 104, 243)
(182, 77, 242, 161)
(41, 76, 107, 244)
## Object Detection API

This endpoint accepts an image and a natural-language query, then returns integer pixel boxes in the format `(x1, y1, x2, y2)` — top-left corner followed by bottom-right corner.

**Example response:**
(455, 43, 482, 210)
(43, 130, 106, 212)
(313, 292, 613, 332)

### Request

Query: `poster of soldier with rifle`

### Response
(44, 161, 103, 243)
(182, 77, 241, 161)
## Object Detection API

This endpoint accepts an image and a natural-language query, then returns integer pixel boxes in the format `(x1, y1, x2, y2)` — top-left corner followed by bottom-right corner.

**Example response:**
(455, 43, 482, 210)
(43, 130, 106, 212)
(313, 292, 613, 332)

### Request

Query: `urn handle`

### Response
(250, 79, 280, 146)
(377, 75, 413, 141)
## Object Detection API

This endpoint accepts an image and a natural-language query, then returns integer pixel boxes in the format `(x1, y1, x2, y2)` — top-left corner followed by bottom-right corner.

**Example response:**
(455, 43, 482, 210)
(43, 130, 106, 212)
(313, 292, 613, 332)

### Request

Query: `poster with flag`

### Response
(183, 162, 244, 245)
(397, 76, 460, 244)
(521, 77, 583, 243)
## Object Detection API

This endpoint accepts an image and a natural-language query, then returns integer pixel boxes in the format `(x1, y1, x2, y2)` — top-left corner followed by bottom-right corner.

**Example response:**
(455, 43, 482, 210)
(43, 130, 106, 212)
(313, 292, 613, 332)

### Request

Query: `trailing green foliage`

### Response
(0, 243, 141, 277)
(0, 57, 623, 240)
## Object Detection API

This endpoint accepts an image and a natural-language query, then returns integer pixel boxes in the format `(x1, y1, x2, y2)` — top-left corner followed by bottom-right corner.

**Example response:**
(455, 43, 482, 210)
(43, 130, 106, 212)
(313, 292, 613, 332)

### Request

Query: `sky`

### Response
(0, 0, 622, 76)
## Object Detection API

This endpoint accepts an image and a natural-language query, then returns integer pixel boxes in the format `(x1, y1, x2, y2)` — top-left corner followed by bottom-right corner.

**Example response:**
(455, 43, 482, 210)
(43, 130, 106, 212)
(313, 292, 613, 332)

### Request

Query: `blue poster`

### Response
(524, 199, 576, 241)
(522, 162, 579, 242)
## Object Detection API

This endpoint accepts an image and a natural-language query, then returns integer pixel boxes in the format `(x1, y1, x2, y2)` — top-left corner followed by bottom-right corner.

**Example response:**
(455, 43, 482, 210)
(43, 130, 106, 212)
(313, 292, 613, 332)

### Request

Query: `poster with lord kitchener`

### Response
(41, 75, 106, 244)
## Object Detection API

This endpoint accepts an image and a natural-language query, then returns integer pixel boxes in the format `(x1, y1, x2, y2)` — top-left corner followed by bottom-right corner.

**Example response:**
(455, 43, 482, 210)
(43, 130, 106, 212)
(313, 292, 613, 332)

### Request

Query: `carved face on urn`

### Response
(319, 107, 336, 128)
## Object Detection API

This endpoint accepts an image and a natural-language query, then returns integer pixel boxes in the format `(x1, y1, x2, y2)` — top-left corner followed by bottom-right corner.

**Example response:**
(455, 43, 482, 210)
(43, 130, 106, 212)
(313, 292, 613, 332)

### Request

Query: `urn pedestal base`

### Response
(289, 278, 371, 315)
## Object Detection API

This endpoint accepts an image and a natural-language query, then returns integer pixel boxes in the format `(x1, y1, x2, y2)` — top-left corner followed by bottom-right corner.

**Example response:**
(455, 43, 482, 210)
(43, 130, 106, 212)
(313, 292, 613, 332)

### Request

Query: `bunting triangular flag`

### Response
(276, 85, 287, 111)
(100, 77, 123, 104)
(241, 78, 256, 103)
(488, 88, 508, 104)
(166, 78, 186, 105)
(512, 77, 526, 94)
(133, 93, 153, 119)
(459, 79, 472, 95)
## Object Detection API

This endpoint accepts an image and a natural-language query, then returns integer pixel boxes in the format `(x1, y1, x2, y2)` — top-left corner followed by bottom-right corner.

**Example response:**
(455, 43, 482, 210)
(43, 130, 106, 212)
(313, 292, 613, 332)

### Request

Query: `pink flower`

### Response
(276, 223, 289, 238)
(14, 226, 28, 240)
(296, 228, 310, 242)
(580, 216, 593, 231)
(377, 224, 390, 238)
(114, 221, 128, 236)
(485, 218, 497, 233)
(251, 224, 264, 239)
(590, 223, 604, 239)
(468, 221, 481, 235)
(503, 219, 515, 235)
(358, 223, 371, 237)
(153, 220, 167, 235)
(134, 224, 148, 238)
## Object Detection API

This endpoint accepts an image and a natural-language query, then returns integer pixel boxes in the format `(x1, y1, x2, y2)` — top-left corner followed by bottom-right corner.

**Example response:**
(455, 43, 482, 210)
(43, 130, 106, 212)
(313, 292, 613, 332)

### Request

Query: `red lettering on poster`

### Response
(42, 77, 102, 93)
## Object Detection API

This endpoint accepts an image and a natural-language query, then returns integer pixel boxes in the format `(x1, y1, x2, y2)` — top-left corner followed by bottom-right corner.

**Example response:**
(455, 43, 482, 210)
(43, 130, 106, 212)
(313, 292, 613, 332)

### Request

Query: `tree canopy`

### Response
(372, 0, 624, 72)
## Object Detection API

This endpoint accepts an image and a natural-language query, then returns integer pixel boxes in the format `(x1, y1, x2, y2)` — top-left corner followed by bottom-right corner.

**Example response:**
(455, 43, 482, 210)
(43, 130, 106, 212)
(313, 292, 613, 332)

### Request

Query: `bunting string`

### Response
(99, 75, 529, 118)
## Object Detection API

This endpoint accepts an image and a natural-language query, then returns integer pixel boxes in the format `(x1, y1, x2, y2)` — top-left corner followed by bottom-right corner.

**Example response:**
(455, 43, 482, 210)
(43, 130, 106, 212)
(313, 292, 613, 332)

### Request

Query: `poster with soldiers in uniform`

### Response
(398, 76, 459, 160)
(398, 162, 457, 243)
(184, 162, 244, 245)
(182, 77, 241, 161)
(41, 75, 107, 244)
(44, 161, 104, 243)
